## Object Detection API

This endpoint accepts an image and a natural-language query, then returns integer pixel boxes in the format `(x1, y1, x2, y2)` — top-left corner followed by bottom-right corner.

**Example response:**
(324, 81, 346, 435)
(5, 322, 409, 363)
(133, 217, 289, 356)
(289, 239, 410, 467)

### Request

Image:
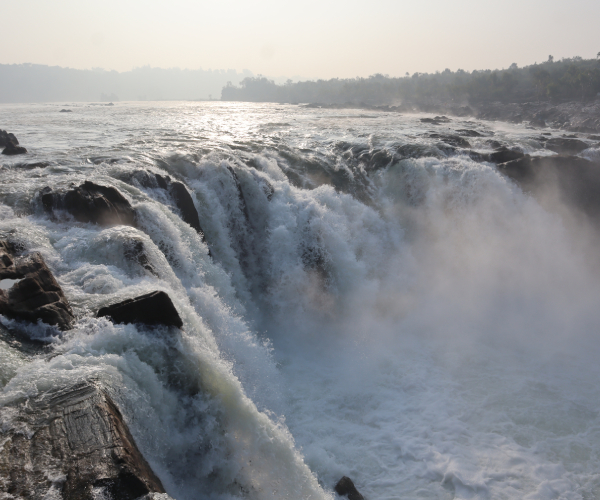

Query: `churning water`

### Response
(1, 101, 600, 500)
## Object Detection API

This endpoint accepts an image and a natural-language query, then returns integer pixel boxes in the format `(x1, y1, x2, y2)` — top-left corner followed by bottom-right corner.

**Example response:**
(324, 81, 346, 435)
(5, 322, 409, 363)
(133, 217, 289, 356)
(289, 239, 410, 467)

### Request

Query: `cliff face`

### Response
(0, 381, 167, 500)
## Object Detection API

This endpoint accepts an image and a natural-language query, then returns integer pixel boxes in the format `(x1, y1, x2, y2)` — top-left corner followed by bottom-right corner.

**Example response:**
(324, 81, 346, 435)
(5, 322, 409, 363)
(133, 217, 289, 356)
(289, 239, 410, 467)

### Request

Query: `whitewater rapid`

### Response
(1, 101, 600, 500)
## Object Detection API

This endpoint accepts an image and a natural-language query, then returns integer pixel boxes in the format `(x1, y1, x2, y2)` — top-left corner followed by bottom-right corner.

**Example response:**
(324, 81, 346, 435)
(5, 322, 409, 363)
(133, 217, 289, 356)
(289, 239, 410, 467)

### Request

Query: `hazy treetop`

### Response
(1, 0, 599, 80)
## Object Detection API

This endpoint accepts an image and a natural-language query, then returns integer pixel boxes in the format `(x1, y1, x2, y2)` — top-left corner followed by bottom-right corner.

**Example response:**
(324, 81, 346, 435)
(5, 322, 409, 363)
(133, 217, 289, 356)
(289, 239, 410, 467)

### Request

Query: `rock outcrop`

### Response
(487, 147, 525, 164)
(0, 241, 74, 330)
(497, 155, 600, 220)
(98, 290, 183, 328)
(544, 137, 589, 155)
(0, 129, 27, 155)
(0, 129, 19, 148)
(0, 381, 166, 500)
(41, 181, 136, 227)
(335, 476, 365, 500)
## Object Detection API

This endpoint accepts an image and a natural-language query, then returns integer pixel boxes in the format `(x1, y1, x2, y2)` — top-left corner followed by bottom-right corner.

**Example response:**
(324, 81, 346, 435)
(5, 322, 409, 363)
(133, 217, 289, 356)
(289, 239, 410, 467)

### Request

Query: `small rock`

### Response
(0, 129, 19, 148)
(335, 476, 364, 500)
(98, 290, 183, 328)
(60, 109, 73, 113)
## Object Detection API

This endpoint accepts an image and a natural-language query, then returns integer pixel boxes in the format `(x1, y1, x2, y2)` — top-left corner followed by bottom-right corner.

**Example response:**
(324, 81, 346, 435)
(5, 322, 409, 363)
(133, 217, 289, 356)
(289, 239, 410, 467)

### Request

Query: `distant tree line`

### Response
(221, 55, 600, 105)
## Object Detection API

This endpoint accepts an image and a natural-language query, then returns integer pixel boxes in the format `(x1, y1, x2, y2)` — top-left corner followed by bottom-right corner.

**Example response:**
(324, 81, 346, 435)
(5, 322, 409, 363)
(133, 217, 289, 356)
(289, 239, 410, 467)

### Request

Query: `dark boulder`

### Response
(41, 181, 136, 227)
(335, 476, 364, 500)
(545, 137, 589, 155)
(2, 144, 27, 155)
(60, 109, 73, 113)
(98, 290, 183, 328)
(0, 129, 19, 147)
(488, 148, 525, 164)
(0, 242, 74, 330)
(0, 382, 166, 500)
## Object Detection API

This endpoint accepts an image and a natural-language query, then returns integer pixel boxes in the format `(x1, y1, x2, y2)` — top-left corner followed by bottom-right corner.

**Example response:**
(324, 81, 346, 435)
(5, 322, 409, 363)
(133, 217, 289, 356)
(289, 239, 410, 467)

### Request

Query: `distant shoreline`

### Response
(298, 100, 600, 134)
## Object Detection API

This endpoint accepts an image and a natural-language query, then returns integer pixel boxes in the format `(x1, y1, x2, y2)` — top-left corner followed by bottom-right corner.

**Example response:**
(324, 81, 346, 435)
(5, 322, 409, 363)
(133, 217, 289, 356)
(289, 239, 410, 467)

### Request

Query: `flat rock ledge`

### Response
(0, 241, 74, 330)
(98, 291, 183, 328)
(0, 381, 166, 500)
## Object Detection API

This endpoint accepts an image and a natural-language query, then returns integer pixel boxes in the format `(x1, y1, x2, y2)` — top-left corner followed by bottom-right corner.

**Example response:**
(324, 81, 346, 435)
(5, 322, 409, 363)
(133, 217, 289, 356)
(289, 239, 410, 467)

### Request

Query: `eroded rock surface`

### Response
(0, 382, 166, 500)
(0, 241, 74, 330)
(41, 181, 136, 227)
(98, 290, 183, 328)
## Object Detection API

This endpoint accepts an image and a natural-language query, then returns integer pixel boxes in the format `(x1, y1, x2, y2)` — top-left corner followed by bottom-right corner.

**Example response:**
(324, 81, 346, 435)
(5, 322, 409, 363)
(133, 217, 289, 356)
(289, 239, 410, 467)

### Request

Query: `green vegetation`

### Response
(221, 56, 600, 105)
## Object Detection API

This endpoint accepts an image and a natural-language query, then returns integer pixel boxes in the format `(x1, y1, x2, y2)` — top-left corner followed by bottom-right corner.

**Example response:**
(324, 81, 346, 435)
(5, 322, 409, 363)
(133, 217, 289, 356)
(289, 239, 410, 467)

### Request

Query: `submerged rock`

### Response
(41, 181, 136, 227)
(0, 242, 74, 330)
(335, 476, 365, 500)
(98, 290, 183, 328)
(545, 137, 589, 155)
(0, 381, 166, 500)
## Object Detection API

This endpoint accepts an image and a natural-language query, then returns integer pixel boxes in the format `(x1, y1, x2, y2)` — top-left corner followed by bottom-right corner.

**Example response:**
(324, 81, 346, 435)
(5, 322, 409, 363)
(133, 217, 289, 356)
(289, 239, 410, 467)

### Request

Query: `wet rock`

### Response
(60, 109, 73, 113)
(0, 129, 19, 148)
(0, 242, 74, 330)
(169, 181, 204, 235)
(456, 129, 483, 137)
(2, 144, 27, 155)
(488, 147, 525, 164)
(131, 171, 206, 240)
(545, 137, 589, 155)
(98, 290, 183, 328)
(0, 381, 166, 500)
(588, 135, 600, 141)
(41, 181, 136, 227)
(335, 476, 364, 500)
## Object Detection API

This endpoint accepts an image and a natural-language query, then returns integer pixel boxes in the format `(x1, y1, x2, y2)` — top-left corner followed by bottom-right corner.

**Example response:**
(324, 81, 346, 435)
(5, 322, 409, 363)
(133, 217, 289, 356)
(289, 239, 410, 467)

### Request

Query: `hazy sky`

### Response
(2, 0, 599, 79)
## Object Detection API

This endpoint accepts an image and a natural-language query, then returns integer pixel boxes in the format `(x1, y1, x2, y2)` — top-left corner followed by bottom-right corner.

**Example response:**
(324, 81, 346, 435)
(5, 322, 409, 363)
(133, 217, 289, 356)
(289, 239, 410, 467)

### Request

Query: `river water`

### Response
(1, 101, 600, 500)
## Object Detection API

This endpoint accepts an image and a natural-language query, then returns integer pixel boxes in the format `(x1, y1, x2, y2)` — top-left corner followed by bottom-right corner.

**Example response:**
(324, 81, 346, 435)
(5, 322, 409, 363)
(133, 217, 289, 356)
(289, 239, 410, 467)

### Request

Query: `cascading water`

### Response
(1, 101, 600, 500)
